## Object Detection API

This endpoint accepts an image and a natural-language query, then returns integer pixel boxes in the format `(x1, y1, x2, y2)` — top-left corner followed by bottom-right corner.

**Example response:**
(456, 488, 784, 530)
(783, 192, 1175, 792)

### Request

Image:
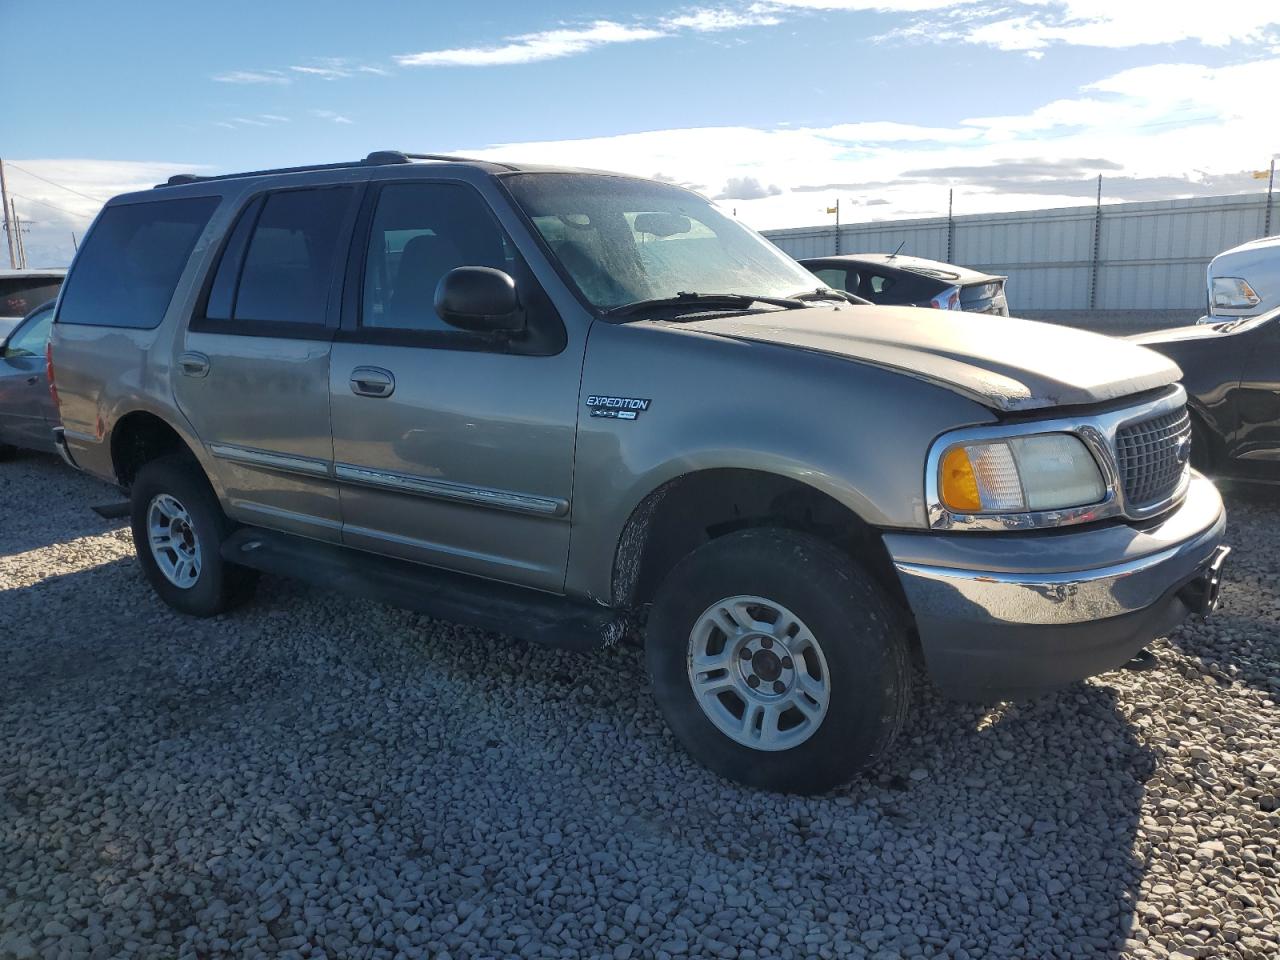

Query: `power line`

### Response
(10, 192, 96, 221)
(6, 162, 110, 203)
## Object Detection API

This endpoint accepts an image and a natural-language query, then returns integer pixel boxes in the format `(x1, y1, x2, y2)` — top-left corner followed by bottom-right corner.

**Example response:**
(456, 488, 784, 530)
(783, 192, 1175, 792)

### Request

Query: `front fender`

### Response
(564, 320, 996, 603)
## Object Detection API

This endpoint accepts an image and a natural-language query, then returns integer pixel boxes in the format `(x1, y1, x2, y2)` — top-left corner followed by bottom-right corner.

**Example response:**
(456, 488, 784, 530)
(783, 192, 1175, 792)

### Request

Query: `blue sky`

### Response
(5, 0, 1279, 266)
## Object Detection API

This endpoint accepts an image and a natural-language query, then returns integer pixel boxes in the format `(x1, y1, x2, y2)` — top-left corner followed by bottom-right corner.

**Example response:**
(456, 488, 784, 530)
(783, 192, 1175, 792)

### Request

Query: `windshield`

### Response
(504, 173, 822, 313)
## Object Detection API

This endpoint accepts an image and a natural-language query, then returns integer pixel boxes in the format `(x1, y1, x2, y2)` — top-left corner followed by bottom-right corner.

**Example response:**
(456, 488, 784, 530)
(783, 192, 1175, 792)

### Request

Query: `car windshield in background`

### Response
(1, 278, 62, 318)
(505, 174, 822, 314)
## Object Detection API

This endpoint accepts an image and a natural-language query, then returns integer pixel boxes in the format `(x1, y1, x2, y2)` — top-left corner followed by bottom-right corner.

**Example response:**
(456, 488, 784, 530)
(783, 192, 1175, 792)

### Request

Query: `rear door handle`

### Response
(178, 352, 210, 378)
(350, 366, 395, 398)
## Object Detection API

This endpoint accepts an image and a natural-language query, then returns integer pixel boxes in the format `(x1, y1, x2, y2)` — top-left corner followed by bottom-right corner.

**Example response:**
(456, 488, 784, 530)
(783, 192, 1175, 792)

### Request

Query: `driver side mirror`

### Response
(434, 267, 525, 334)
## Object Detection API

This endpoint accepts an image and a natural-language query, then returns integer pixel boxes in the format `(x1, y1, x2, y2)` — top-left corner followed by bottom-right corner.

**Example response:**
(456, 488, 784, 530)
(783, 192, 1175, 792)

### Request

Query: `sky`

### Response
(4, 0, 1279, 267)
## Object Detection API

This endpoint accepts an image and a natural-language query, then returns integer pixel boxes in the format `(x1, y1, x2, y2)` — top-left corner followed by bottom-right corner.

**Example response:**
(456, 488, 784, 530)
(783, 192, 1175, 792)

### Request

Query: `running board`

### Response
(220, 528, 626, 652)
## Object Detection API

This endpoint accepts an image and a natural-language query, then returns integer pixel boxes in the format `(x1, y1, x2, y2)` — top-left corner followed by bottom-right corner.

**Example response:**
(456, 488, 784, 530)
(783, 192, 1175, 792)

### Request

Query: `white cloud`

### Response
(214, 114, 291, 130)
(456, 56, 1280, 229)
(397, 21, 666, 67)
(291, 65, 349, 79)
(310, 109, 353, 124)
(664, 6, 783, 31)
(885, 0, 1280, 51)
(211, 69, 291, 85)
(396, 7, 786, 68)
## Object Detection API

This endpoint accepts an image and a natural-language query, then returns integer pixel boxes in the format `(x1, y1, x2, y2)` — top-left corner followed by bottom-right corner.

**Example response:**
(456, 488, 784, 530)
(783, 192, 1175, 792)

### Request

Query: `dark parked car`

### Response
(0, 300, 57, 459)
(799, 254, 1008, 315)
(1132, 309, 1280, 483)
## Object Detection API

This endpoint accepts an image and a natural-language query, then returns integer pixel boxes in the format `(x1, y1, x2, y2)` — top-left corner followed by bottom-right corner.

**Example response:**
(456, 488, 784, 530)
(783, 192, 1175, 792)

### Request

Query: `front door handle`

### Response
(178, 352, 210, 378)
(350, 366, 395, 398)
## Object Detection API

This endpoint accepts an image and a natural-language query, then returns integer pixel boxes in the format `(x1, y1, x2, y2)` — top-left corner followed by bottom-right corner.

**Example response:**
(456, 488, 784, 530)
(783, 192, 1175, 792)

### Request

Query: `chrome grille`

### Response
(1114, 408, 1191, 509)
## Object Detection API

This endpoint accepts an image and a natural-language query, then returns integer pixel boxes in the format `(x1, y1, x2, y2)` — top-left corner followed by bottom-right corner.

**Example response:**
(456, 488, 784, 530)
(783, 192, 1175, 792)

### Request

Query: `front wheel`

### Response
(129, 455, 257, 617)
(645, 528, 910, 794)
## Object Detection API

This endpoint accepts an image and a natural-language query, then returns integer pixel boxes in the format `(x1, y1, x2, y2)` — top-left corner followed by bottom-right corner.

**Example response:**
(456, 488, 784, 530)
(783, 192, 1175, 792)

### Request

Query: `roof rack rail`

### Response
(156, 150, 506, 188)
(364, 150, 519, 172)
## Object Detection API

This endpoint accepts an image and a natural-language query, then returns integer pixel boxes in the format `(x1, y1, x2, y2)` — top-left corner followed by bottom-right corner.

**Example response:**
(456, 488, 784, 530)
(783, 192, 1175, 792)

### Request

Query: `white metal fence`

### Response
(763, 193, 1274, 315)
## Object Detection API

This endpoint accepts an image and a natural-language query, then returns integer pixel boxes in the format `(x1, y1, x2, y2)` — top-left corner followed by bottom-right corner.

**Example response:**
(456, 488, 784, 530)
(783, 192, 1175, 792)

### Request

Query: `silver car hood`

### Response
(679, 305, 1181, 413)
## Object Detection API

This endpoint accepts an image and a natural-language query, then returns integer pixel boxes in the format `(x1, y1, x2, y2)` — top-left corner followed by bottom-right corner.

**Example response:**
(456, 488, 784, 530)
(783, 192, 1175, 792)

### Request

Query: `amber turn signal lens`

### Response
(940, 446, 982, 512)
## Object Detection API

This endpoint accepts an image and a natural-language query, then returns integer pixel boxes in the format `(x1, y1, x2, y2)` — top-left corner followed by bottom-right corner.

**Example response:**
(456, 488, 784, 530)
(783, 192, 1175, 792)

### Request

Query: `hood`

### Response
(677, 305, 1181, 413)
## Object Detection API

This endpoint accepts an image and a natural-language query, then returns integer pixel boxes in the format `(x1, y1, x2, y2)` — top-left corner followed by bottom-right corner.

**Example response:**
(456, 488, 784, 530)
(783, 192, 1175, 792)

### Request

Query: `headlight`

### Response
(938, 433, 1106, 514)
(1211, 276, 1260, 310)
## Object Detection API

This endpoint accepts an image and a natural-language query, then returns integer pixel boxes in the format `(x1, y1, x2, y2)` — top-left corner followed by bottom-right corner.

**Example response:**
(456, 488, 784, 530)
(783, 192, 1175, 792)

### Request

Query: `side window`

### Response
(227, 188, 353, 325)
(56, 196, 219, 329)
(810, 267, 848, 292)
(361, 182, 511, 332)
(5, 306, 54, 358)
(204, 196, 264, 321)
(870, 274, 894, 294)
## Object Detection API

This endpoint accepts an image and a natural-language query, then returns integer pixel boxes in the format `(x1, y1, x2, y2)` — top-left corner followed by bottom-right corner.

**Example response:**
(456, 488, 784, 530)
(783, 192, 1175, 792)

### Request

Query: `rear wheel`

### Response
(129, 455, 257, 616)
(645, 528, 910, 794)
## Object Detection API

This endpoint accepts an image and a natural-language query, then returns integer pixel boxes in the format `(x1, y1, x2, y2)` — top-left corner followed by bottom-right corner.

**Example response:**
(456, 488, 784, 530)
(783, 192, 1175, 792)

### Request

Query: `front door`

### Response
(0, 304, 55, 452)
(173, 184, 360, 542)
(329, 180, 581, 591)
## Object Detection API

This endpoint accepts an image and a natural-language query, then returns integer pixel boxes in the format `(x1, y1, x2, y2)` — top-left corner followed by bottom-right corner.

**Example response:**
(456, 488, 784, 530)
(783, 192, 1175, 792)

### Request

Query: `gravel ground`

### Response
(1, 452, 1277, 960)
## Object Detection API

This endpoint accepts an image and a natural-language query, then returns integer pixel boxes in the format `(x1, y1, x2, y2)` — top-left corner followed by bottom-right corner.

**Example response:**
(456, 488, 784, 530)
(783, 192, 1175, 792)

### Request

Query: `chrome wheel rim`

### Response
(147, 493, 202, 589)
(686, 595, 831, 752)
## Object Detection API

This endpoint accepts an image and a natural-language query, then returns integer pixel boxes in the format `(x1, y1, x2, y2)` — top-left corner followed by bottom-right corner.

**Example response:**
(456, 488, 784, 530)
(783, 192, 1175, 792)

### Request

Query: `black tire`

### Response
(645, 528, 910, 794)
(129, 454, 257, 617)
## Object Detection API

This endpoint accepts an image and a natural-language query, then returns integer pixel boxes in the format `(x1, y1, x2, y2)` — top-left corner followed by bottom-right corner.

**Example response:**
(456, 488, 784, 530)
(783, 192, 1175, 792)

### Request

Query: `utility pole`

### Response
(12, 206, 27, 269)
(1266, 157, 1275, 238)
(826, 199, 840, 255)
(0, 158, 16, 269)
(946, 189, 955, 263)
(1088, 174, 1103, 311)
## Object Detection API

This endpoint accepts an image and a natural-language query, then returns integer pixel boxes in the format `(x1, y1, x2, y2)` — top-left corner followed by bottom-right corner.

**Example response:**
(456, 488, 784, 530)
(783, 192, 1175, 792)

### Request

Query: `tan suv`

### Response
(48, 151, 1228, 792)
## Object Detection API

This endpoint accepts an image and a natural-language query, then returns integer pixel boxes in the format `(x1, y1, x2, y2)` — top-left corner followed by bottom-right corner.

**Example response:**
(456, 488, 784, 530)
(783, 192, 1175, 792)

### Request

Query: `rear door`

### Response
(0, 304, 55, 451)
(328, 179, 580, 591)
(173, 185, 360, 542)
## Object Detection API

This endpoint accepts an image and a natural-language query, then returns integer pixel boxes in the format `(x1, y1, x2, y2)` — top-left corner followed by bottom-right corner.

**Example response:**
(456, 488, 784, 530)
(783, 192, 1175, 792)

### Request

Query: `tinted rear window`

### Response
(57, 196, 219, 328)
(0, 278, 62, 318)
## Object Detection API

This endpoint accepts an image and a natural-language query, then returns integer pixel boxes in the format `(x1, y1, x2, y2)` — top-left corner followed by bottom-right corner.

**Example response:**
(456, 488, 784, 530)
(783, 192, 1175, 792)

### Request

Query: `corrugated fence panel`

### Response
(764, 193, 1272, 313)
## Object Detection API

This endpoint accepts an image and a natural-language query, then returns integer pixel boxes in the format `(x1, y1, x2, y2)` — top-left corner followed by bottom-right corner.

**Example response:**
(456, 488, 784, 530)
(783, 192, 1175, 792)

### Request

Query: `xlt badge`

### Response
(586, 395, 651, 420)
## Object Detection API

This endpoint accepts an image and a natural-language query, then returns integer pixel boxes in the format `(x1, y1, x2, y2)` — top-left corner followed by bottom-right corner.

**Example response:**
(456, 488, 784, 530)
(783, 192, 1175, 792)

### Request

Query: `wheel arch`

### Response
(610, 466, 907, 615)
(109, 410, 204, 488)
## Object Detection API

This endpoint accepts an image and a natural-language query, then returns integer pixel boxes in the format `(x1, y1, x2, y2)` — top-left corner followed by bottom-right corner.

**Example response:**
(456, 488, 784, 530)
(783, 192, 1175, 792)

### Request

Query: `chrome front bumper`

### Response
(885, 473, 1227, 700)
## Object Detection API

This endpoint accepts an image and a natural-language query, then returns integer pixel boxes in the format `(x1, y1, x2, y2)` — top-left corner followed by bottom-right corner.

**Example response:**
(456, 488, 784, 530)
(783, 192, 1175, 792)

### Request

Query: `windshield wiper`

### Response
(791, 287, 871, 306)
(604, 291, 808, 318)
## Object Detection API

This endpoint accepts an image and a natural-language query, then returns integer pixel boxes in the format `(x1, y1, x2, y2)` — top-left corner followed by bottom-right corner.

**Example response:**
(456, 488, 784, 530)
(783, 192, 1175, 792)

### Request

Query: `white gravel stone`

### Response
(1, 454, 1278, 959)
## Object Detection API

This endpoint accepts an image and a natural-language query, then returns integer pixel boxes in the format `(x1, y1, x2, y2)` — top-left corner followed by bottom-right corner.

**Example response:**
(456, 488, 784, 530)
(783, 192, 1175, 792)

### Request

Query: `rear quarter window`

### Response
(56, 195, 220, 329)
